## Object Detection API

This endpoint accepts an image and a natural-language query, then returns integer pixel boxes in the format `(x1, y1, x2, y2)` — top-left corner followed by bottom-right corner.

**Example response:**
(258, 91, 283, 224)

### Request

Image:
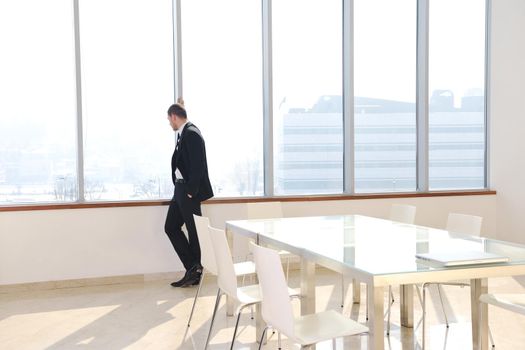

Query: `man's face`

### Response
(167, 113, 179, 131)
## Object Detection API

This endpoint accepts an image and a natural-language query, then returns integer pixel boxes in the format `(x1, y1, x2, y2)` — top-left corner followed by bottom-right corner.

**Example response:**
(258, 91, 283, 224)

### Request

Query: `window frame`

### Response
(0, 0, 491, 209)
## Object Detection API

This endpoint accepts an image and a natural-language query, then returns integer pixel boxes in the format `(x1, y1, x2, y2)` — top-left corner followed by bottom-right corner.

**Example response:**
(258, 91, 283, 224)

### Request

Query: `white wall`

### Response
(2, 0, 525, 286)
(1, 195, 496, 285)
(0, 206, 177, 285)
(489, 0, 525, 244)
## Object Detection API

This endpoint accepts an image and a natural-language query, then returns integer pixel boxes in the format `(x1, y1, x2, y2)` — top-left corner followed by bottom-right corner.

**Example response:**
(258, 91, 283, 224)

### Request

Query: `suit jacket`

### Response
(171, 122, 214, 202)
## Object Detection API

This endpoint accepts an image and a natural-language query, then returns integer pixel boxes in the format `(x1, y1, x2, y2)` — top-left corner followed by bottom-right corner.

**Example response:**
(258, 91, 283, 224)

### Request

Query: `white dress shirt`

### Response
(175, 121, 189, 180)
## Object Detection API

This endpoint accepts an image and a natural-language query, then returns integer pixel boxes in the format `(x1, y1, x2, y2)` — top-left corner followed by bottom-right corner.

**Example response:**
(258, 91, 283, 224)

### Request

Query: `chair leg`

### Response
(387, 285, 392, 335)
(489, 325, 495, 348)
(436, 284, 449, 327)
(257, 326, 269, 350)
(230, 306, 245, 350)
(366, 283, 369, 321)
(478, 301, 496, 349)
(205, 289, 222, 350)
(341, 274, 345, 308)
(187, 271, 205, 327)
(285, 256, 290, 281)
(415, 285, 424, 330)
(478, 301, 483, 350)
(422, 284, 427, 350)
(278, 331, 282, 349)
(416, 285, 423, 307)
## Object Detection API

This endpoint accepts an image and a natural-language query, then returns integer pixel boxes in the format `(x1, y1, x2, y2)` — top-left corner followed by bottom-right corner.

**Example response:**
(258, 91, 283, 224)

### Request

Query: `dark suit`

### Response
(164, 122, 213, 271)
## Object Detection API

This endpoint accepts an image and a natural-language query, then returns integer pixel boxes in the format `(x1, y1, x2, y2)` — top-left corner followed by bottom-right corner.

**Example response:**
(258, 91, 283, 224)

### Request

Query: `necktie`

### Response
(176, 133, 181, 149)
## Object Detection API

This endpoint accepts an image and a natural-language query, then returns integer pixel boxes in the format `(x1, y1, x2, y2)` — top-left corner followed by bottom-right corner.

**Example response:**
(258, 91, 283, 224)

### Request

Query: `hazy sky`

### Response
(0, 0, 486, 198)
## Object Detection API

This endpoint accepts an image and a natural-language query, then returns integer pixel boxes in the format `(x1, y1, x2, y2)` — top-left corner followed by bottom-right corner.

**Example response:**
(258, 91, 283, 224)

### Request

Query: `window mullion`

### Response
(343, 0, 354, 194)
(484, 0, 491, 189)
(416, 0, 429, 192)
(262, 0, 274, 197)
(172, 0, 183, 100)
(73, 0, 85, 202)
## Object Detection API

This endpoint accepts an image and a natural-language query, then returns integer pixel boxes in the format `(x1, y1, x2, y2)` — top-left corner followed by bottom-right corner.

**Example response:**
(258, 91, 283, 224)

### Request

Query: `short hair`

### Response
(167, 98, 187, 118)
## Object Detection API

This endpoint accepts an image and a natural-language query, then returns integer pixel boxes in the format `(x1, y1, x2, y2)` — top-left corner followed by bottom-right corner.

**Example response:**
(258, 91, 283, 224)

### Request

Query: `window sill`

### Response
(0, 189, 496, 212)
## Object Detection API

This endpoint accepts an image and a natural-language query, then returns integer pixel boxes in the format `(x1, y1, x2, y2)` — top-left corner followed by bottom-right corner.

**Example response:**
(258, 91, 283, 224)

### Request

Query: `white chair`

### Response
(187, 215, 256, 328)
(252, 242, 369, 349)
(205, 226, 297, 349)
(479, 293, 525, 346)
(421, 213, 494, 349)
(390, 204, 417, 225)
(447, 212, 483, 236)
(234, 202, 294, 280)
(233, 202, 285, 262)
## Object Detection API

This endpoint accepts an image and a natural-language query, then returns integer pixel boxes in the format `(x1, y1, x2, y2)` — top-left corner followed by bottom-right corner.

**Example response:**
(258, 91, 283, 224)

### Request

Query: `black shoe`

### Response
(171, 273, 190, 287)
(181, 272, 202, 288)
(170, 265, 202, 288)
(181, 264, 202, 287)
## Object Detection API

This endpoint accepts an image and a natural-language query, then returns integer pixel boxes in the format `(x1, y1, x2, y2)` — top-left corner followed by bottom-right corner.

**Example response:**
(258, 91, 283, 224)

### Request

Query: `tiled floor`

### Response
(1, 270, 524, 349)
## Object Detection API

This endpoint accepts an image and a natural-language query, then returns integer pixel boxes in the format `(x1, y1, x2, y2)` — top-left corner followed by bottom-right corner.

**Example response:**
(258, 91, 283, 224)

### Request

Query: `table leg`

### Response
(471, 278, 488, 350)
(255, 303, 266, 345)
(225, 228, 235, 317)
(400, 284, 414, 328)
(368, 284, 384, 350)
(300, 258, 316, 315)
(353, 278, 361, 304)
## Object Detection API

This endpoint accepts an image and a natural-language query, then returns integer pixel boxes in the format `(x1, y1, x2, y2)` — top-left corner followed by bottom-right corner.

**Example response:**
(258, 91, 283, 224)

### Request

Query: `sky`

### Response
(0, 0, 487, 199)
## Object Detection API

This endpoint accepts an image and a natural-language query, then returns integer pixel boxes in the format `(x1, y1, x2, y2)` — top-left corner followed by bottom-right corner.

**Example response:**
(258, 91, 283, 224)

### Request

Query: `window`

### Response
(181, 0, 264, 197)
(79, 0, 174, 200)
(428, 0, 486, 190)
(354, 0, 417, 193)
(0, 0, 489, 207)
(0, 0, 77, 204)
(272, 0, 343, 195)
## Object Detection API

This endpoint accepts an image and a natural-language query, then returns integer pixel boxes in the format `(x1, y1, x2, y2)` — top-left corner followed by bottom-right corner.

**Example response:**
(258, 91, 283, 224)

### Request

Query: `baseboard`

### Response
(0, 258, 319, 294)
(0, 271, 186, 294)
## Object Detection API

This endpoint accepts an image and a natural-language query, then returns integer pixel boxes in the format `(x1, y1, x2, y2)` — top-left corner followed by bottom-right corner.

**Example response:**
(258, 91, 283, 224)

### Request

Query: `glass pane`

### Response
(273, 0, 343, 195)
(80, 0, 174, 201)
(0, 0, 77, 204)
(354, 0, 417, 193)
(429, 0, 486, 190)
(181, 0, 263, 197)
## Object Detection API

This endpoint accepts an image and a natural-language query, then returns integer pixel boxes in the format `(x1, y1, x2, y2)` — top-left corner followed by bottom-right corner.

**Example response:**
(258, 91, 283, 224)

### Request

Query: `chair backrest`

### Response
(390, 204, 417, 224)
(446, 213, 483, 236)
(208, 226, 238, 297)
(193, 214, 217, 275)
(251, 242, 295, 338)
(233, 202, 284, 262)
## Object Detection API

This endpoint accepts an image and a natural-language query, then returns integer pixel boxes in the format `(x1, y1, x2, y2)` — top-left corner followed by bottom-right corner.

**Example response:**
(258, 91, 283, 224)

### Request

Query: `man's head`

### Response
(167, 99, 187, 131)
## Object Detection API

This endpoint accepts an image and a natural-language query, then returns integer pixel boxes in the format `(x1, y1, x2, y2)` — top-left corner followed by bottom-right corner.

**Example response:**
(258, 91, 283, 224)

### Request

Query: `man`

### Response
(165, 99, 213, 287)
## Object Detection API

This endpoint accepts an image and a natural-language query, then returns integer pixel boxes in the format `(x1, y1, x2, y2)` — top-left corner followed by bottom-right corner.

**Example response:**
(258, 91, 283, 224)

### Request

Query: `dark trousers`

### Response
(164, 182, 202, 271)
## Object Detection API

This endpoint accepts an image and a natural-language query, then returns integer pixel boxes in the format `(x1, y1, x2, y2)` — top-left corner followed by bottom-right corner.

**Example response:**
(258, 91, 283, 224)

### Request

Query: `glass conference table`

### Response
(225, 215, 525, 350)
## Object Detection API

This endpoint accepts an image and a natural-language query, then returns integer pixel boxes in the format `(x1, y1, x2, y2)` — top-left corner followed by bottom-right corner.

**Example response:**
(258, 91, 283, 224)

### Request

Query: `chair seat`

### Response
(291, 310, 369, 346)
(278, 250, 294, 258)
(233, 261, 256, 277)
(480, 293, 525, 316)
(421, 279, 469, 286)
(236, 284, 300, 306)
